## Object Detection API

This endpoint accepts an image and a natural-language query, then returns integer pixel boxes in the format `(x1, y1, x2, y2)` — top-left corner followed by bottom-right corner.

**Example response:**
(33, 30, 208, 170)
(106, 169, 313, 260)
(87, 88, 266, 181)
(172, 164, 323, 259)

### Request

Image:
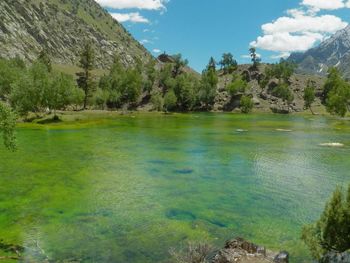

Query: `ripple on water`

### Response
(173, 169, 194, 175)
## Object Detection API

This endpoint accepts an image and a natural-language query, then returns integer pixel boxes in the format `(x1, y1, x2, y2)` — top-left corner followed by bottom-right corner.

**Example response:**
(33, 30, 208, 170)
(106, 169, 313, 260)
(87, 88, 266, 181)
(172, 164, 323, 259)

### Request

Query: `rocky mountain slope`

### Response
(0, 0, 152, 68)
(289, 25, 350, 79)
(213, 65, 325, 114)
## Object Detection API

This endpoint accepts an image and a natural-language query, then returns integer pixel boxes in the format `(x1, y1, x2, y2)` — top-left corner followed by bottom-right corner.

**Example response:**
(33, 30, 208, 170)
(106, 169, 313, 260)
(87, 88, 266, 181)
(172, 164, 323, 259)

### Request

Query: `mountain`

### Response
(288, 25, 350, 79)
(0, 0, 152, 69)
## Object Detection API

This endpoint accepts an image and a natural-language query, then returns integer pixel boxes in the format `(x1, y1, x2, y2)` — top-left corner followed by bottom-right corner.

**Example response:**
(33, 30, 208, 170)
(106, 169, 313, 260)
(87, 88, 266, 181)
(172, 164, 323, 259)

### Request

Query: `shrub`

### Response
(227, 75, 247, 96)
(271, 83, 294, 103)
(164, 89, 177, 112)
(301, 185, 350, 260)
(240, 96, 253, 113)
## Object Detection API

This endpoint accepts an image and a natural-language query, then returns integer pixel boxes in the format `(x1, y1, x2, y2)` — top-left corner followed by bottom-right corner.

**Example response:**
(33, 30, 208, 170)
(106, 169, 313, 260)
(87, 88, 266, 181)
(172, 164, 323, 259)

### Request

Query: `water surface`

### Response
(0, 113, 349, 262)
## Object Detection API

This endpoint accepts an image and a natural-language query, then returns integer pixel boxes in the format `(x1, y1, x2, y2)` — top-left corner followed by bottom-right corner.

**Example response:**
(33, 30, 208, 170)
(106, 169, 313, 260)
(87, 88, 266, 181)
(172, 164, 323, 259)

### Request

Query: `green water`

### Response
(0, 113, 349, 262)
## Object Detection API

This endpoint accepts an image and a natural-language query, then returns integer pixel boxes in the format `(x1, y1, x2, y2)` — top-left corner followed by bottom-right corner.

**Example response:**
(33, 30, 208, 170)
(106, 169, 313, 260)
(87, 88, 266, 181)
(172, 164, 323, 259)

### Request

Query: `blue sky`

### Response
(96, 0, 350, 71)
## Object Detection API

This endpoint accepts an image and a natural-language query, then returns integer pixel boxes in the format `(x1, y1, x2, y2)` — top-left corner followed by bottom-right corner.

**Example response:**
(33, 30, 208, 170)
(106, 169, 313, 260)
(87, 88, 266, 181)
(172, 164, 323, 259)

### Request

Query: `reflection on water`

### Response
(0, 113, 349, 262)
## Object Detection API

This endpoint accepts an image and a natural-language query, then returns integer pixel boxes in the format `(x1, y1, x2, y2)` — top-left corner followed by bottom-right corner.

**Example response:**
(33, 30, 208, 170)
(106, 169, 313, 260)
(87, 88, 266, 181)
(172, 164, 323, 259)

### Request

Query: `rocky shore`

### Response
(212, 237, 289, 263)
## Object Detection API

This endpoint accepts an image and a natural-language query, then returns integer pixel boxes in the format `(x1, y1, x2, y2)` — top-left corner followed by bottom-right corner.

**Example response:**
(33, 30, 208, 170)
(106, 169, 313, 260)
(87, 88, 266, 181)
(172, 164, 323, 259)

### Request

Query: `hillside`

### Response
(289, 25, 350, 79)
(212, 65, 326, 114)
(0, 0, 152, 69)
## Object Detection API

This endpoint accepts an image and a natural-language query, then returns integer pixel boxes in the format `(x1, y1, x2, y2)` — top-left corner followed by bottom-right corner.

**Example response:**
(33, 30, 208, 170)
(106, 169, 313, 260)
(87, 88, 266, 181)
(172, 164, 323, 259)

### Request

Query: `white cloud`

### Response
(152, 49, 161, 53)
(140, 39, 153, 44)
(110, 12, 149, 23)
(270, 52, 291, 59)
(301, 0, 346, 10)
(96, 0, 168, 10)
(251, 2, 348, 56)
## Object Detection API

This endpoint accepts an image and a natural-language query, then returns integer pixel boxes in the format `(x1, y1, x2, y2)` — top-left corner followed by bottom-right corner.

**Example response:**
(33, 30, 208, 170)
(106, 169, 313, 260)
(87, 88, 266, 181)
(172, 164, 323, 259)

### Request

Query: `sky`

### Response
(95, 0, 350, 72)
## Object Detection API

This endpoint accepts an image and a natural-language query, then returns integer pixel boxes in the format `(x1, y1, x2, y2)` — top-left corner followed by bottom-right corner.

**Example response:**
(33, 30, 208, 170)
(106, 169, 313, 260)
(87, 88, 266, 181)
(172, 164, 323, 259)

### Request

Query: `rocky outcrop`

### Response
(212, 238, 289, 263)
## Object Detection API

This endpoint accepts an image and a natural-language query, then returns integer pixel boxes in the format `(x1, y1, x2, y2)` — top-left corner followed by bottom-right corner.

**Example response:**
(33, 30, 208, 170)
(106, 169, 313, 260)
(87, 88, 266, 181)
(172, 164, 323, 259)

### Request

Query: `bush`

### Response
(164, 89, 177, 112)
(93, 88, 109, 109)
(151, 92, 164, 111)
(227, 76, 247, 96)
(240, 96, 253, 113)
(271, 83, 294, 103)
(301, 185, 350, 260)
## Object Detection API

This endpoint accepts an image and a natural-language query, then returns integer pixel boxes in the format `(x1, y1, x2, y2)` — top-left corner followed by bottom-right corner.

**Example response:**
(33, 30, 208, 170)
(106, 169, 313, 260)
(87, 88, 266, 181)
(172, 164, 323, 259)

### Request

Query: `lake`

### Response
(0, 113, 349, 262)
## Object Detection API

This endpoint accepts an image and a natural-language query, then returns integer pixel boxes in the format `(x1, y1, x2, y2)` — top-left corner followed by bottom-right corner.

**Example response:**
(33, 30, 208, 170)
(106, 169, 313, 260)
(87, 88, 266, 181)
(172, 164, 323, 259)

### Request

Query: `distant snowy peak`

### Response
(288, 25, 350, 78)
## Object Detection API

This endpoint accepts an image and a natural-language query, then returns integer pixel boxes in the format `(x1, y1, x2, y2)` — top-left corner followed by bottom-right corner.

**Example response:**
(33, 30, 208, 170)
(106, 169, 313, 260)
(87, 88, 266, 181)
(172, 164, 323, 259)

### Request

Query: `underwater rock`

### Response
(320, 251, 350, 263)
(166, 209, 196, 221)
(274, 251, 289, 263)
(319, 143, 344, 147)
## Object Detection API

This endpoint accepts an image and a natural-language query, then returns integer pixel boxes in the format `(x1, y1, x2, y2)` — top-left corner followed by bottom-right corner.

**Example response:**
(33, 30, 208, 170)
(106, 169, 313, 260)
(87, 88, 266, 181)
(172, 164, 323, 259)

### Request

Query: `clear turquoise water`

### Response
(0, 113, 349, 262)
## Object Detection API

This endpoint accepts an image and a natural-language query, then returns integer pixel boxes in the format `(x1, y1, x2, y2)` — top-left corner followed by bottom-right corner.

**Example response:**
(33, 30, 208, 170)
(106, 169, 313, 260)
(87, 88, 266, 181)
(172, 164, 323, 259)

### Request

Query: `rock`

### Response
(320, 251, 350, 263)
(268, 79, 279, 90)
(270, 105, 291, 114)
(274, 251, 289, 263)
(225, 237, 259, 254)
(252, 97, 261, 105)
(212, 248, 245, 263)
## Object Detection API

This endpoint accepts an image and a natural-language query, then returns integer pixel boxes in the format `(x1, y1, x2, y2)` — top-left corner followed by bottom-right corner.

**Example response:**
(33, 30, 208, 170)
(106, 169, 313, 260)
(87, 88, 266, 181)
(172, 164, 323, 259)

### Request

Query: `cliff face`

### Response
(289, 25, 350, 79)
(0, 0, 152, 68)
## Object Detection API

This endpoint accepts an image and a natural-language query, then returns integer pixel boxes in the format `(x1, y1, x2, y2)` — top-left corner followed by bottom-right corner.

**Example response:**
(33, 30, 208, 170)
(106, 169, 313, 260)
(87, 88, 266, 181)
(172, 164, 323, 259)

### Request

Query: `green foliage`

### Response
(93, 88, 109, 109)
(0, 58, 25, 98)
(304, 80, 316, 113)
(144, 60, 157, 93)
(249, 47, 261, 70)
(265, 59, 296, 83)
(98, 56, 142, 108)
(271, 83, 294, 103)
(38, 49, 52, 72)
(323, 68, 350, 117)
(45, 73, 77, 114)
(76, 42, 96, 109)
(150, 91, 164, 111)
(240, 96, 253, 113)
(207, 57, 217, 72)
(219, 53, 237, 75)
(10, 62, 80, 116)
(11, 62, 50, 116)
(227, 75, 248, 96)
(0, 102, 16, 150)
(164, 89, 177, 112)
(199, 68, 218, 109)
(172, 54, 189, 78)
(173, 73, 199, 111)
(301, 185, 350, 259)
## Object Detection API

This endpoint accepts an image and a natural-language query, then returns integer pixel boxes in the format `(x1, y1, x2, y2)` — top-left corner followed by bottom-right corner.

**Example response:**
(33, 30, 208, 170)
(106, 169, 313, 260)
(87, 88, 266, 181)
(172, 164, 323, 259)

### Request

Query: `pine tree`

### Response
(249, 47, 261, 70)
(76, 42, 96, 109)
(304, 80, 316, 114)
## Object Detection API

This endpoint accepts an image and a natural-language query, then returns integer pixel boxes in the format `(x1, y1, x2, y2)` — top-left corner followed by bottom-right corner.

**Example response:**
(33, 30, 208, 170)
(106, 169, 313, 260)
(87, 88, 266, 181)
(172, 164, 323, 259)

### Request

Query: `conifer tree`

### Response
(76, 42, 96, 109)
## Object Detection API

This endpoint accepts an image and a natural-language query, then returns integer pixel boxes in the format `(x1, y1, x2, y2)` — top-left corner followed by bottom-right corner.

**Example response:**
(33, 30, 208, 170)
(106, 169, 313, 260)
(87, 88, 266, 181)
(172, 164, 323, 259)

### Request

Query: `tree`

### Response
(10, 62, 50, 117)
(323, 68, 350, 117)
(144, 59, 157, 93)
(164, 89, 177, 112)
(219, 53, 237, 74)
(76, 42, 96, 109)
(249, 47, 261, 70)
(271, 83, 294, 103)
(302, 185, 350, 260)
(0, 102, 16, 150)
(304, 80, 316, 114)
(45, 73, 77, 117)
(199, 64, 218, 109)
(38, 49, 52, 72)
(0, 58, 23, 99)
(240, 96, 253, 113)
(173, 73, 199, 111)
(207, 57, 217, 72)
(172, 54, 188, 78)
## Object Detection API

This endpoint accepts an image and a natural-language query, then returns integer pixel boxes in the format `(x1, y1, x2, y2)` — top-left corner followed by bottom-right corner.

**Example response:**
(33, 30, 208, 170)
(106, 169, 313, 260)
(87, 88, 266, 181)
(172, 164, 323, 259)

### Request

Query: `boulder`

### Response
(274, 251, 289, 263)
